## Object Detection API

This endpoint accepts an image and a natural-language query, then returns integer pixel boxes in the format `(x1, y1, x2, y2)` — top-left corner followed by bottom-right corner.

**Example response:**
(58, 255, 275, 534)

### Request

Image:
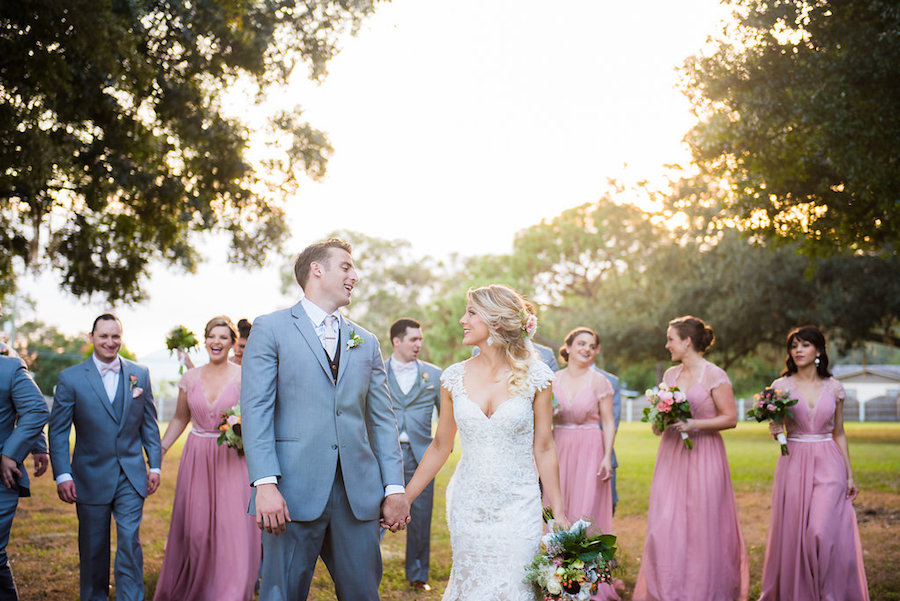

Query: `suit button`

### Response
(332, 444, 338, 450)
(336, 409, 342, 416)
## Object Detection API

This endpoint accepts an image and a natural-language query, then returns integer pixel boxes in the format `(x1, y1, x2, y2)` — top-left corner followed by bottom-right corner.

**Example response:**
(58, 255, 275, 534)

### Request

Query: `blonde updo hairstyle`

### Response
(467, 285, 536, 395)
(205, 315, 238, 342)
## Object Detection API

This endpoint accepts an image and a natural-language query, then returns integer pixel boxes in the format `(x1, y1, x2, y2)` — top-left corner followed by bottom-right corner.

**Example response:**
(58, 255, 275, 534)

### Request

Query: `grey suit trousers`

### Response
(259, 460, 382, 601)
(402, 443, 433, 582)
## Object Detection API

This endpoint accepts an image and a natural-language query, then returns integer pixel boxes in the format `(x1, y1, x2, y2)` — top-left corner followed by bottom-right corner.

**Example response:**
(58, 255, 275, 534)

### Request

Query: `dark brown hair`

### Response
(390, 318, 421, 343)
(293, 238, 353, 289)
(783, 326, 832, 378)
(91, 313, 122, 334)
(668, 315, 715, 353)
(559, 327, 599, 362)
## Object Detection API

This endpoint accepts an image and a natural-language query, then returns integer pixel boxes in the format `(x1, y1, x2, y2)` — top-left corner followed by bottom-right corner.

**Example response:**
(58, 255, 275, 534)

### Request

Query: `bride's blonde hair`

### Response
(467, 285, 537, 395)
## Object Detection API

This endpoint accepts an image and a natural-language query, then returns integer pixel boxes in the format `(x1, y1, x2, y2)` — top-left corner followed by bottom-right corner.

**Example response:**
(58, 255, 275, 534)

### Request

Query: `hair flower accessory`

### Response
(347, 330, 364, 350)
(520, 312, 538, 339)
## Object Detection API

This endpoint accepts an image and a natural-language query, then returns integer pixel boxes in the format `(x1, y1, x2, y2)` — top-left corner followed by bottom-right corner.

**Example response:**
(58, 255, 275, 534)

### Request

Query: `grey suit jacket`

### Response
(385, 358, 442, 463)
(534, 343, 559, 372)
(49, 357, 161, 504)
(0, 357, 49, 497)
(241, 302, 404, 522)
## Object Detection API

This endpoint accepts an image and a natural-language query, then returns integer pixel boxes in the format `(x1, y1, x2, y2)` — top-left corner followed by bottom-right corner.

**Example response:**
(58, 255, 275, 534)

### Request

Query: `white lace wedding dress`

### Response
(440, 359, 554, 601)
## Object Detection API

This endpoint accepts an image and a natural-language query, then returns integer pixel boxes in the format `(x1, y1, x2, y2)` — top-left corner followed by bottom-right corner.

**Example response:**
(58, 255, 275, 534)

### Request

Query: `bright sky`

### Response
(13, 0, 731, 358)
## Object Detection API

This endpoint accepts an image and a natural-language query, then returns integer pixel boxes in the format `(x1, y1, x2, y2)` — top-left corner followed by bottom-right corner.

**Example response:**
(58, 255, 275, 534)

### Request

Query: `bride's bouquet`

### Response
(217, 405, 244, 456)
(746, 386, 798, 455)
(641, 385, 694, 449)
(524, 509, 617, 601)
(165, 325, 199, 374)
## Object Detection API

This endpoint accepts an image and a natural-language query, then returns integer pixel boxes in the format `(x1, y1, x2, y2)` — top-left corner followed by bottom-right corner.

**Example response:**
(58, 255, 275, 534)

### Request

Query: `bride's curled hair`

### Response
(467, 285, 537, 395)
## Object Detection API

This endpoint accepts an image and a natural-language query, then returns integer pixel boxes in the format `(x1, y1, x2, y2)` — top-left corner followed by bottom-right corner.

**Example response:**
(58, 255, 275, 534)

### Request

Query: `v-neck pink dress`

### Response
(634, 360, 749, 601)
(154, 367, 261, 601)
(552, 369, 620, 601)
(758, 376, 868, 601)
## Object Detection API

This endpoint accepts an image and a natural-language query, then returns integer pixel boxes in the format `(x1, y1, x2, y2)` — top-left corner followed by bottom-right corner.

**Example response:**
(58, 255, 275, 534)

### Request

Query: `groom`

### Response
(242, 238, 409, 601)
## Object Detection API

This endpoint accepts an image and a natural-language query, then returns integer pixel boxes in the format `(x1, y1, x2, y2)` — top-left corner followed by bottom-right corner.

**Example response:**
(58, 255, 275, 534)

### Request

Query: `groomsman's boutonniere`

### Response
(129, 375, 143, 398)
(421, 372, 430, 383)
(0, 345, 8, 356)
(347, 330, 364, 350)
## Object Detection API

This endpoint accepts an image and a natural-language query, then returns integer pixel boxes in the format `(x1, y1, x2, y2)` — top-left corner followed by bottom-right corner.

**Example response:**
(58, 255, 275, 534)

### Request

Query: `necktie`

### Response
(323, 315, 338, 359)
(99, 360, 121, 376)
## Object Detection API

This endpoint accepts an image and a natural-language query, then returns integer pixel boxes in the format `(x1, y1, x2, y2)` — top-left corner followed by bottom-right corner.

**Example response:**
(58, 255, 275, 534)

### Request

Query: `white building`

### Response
(833, 365, 900, 422)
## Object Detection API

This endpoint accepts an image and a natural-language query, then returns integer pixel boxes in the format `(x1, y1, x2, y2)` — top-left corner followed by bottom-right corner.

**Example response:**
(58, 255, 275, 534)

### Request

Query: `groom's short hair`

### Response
(294, 238, 353, 289)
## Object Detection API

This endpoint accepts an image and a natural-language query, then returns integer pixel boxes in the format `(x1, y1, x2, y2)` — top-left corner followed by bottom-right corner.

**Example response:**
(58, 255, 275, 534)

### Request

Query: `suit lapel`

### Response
(336, 319, 351, 386)
(290, 303, 333, 383)
(119, 359, 134, 431)
(82, 360, 117, 421)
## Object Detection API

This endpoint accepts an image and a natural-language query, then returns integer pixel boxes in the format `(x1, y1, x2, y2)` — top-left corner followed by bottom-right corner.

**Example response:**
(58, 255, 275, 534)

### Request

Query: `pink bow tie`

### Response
(99, 360, 121, 376)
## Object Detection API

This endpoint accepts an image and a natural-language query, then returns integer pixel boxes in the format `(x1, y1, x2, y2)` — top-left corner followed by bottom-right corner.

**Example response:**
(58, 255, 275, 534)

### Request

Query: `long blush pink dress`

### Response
(633, 360, 749, 601)
(758, 376, 868, 601)
(154, 368, 261, 601)
(553, 369, 620, 601)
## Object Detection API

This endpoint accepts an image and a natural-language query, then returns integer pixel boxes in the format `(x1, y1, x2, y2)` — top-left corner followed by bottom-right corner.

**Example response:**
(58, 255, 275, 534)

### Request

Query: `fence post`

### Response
(859, 400, 866, 423)
(626, 398, 633, 423)
(737, 398, 745, 421)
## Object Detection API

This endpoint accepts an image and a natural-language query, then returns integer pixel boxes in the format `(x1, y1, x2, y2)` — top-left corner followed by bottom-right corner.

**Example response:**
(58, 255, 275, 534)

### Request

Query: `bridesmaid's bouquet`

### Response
(217, 405, 244, 456)
(641, 385, 694, 449)
(746, 387, 798, 455)
(165, 325, 199, 374)
(524, 509, 617, 601)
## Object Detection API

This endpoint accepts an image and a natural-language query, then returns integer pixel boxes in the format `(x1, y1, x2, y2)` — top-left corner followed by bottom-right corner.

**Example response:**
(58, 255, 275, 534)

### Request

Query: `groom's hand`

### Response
(256, 483, 290, 535)
(380, 493, 411, 532)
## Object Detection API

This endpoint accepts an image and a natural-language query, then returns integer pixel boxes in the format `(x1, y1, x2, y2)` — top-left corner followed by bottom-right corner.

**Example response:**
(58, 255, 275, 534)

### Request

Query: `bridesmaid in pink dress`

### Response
(634, 316, 749, 601)
(154, 316, 261, 601)
(552, 327, 620, 601)
(759, 326, 868, 600)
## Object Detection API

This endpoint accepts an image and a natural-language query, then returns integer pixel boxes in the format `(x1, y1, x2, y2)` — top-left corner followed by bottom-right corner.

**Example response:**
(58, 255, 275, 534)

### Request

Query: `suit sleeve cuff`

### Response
(56, 473, 73, 485)
(253, 476, 278, 487)
(149, 468, 161, 474)
(384, 484, 405, 497)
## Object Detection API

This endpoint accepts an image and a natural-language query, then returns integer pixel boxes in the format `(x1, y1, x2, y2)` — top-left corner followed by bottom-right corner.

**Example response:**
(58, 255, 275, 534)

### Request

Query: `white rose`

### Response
(546, 579, 562, 595)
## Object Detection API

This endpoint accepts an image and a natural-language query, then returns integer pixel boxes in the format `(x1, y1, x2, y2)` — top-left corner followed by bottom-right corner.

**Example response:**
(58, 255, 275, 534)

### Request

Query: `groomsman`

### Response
(0, 333, 50, 599)
(49, 314, 161, 601)
(385, 318, 442, 592)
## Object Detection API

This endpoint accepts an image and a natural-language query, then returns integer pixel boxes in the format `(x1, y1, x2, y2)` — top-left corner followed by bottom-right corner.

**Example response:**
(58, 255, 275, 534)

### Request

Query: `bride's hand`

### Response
(552, 510, 570, 530)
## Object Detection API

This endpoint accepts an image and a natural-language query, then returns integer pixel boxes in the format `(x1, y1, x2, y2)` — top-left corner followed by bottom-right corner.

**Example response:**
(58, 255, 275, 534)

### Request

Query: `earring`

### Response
(815, 357, 820, 366)
(487, 336, 493, 346)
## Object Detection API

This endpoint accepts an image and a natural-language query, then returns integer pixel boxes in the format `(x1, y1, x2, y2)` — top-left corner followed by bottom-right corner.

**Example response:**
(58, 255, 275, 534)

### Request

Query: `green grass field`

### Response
(8, 422, 900, 600)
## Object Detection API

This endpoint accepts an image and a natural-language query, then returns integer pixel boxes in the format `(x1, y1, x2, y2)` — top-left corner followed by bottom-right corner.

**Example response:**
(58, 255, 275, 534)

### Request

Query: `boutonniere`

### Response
(129, 375, 143, 398)
(347, 330, 364, 350)
(421, 372, 430, 383)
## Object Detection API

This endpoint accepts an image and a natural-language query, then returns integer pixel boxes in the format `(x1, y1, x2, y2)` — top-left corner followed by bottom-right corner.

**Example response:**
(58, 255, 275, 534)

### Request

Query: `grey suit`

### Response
(534, 342, 559, 372)
(0, 357, 49, 600)
(241, 302, 404, 601)
(594, 367, 621, 508)
(385, 357, 441, 582)
(49, 358, 161, 601)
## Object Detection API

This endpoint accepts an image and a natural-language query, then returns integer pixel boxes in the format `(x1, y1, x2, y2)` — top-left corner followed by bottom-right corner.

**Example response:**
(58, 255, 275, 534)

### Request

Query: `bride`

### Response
(404, 284, 568, 600)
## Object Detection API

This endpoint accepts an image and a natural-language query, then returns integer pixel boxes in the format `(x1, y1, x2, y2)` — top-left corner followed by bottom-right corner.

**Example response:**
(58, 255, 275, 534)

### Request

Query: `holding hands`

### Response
(380, 492, 411, 532)
(255, 483, 291, 535)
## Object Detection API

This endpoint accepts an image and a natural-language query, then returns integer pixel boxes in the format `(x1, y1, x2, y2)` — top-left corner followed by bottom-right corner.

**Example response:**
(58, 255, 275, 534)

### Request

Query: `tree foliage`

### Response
(681, 0, 900, 254)
(1, 0, 381, 302)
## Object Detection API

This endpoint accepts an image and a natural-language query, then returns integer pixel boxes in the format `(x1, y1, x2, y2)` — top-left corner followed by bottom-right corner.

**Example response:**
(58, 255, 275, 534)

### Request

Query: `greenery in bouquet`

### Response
(217, 405, 244, 456)
(747, 386, 798, 455)
(165, 325, 199, 374)
(524, 508, 617, 601)
(641, 385, 694, 449)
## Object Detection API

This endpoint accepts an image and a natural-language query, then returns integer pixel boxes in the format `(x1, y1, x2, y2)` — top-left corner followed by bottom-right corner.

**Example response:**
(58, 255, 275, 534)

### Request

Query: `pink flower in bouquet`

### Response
(758, 399, 767, 408)
(657, 400, 672, 413)
(673, 390, 686, 403)
(659, 390, 674, 403)
(227, 414, 240, 426)
(767, 404, 776, 411)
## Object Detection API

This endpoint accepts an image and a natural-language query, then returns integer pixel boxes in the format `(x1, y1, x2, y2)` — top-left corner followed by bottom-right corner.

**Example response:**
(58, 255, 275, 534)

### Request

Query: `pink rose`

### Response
(767, 404, 776, 411)
(674, 391, 686, 403)
(227, 415, 240, 426)
(659, 390, 674, 403)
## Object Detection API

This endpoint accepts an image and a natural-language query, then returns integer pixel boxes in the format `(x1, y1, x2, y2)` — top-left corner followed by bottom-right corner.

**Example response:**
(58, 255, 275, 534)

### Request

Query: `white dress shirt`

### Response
(390, 357, 419, 443)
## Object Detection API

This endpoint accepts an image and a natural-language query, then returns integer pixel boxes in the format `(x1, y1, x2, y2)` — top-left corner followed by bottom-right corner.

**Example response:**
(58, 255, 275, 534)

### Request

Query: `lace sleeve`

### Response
(529, 361, 554, 392)
(177, 368, 196, 392)
(592, 370, 613, 401)
(440, 362, 464, 394)
(704, 362, 732, 392)
(828, 377, 847, 402)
